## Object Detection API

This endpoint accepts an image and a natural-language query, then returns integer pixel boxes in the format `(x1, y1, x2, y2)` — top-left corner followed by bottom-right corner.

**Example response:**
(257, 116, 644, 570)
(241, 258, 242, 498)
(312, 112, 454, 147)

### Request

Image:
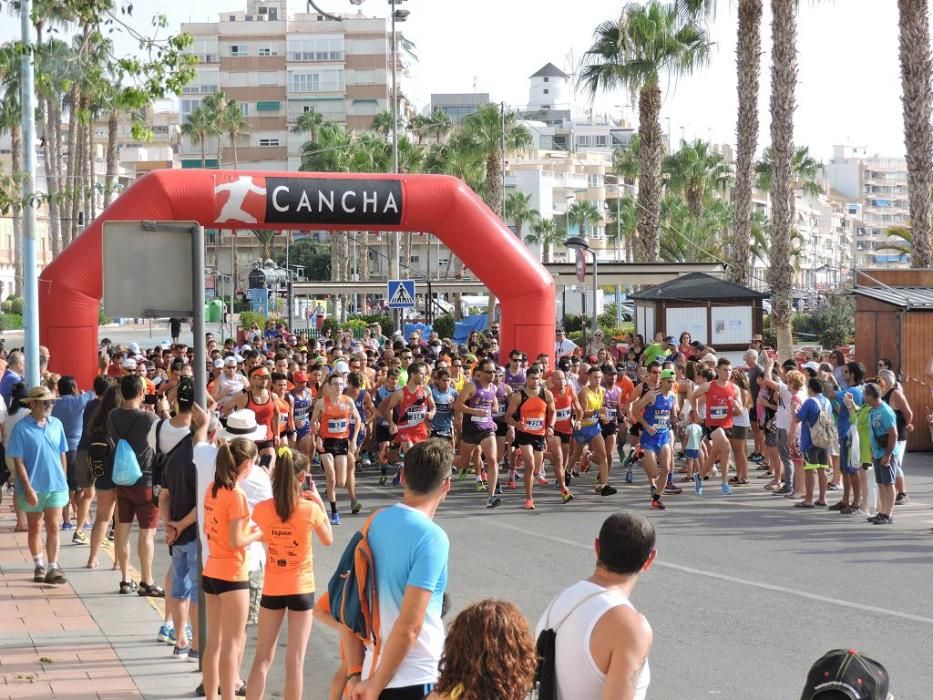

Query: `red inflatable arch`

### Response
(40, 169, 555, 386)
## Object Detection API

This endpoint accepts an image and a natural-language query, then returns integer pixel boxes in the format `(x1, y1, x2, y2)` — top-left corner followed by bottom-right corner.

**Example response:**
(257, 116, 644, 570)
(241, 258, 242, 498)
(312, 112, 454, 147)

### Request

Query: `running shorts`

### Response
(514, 430, 545, 452)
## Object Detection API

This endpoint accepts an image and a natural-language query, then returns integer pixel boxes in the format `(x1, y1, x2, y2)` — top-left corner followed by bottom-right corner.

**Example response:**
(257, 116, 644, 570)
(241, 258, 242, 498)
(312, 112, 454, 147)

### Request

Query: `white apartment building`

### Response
(829, 144, 910, 268)
(179, 0, 395, 172)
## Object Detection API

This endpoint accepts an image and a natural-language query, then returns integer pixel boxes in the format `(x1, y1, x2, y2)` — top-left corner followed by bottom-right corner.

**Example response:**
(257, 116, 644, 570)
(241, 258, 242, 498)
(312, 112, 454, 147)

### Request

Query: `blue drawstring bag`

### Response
(112, 439, 142, 486)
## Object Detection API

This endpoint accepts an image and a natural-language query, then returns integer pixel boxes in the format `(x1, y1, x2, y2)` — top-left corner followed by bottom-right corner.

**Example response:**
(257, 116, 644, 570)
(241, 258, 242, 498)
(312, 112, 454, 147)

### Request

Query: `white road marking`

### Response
(490, 519, 933, 627)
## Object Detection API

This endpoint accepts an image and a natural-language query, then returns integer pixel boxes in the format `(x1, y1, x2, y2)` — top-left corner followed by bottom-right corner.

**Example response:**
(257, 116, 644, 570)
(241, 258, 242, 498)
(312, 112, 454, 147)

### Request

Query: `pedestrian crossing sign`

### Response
(387, 279, 417, 308)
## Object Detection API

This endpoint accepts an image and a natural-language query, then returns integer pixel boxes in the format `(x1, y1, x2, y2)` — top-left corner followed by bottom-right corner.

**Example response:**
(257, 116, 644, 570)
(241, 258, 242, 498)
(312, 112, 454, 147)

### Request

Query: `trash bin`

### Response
(208, 299, 224, 323)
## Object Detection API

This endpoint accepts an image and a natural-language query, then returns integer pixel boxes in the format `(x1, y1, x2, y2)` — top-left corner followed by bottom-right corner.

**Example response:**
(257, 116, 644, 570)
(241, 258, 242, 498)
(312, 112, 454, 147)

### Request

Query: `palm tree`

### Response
(524, 217, 564, 263)
(662, 140, 732, 219)
(408, 114, 432, 145)
(880, 225, 913, 260)
(768, 0, 799, 359)
(201, 91, 230, 165)
(427, 108, 453, 143)
(732, 0, 763, 286)
(606, 194, 638, 261)
(371, 110, 394, 138)
(898, 0, 933, 267)
(612, 134, 640, 185)
(756, 146, 823, 196)
(251, 230, 276, 260)
(291, 109, 324, 144)
(567, 200, 602, 237)
(582, 2, 712, 262)
(0, 45, 22, 292)
(220, 101, 248, 169)
(659, 194, 730, 262)
(504, 191, 538, 237)
(181, 105, 218, 168)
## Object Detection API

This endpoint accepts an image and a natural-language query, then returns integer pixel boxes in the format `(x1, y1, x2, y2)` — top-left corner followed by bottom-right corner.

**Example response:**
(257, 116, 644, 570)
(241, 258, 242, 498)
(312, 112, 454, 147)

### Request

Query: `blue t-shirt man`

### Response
(869, 401, 897, 459)
(52, 392, 95, 452)
(430, 385, 458, 437)
(796, 394, 831, 453)
(8, 414, 68, 495)
(0, 367, 22, 409)
(364, 503, 449, 689)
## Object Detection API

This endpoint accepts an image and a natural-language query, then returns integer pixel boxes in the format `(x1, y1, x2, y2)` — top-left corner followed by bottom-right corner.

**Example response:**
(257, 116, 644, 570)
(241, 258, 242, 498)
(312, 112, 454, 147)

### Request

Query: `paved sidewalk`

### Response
(0, 496, 200, 700)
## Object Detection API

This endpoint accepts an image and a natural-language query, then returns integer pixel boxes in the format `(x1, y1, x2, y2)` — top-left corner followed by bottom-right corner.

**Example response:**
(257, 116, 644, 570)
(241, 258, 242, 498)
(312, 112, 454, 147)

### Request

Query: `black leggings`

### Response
(379, 685, 435, 700)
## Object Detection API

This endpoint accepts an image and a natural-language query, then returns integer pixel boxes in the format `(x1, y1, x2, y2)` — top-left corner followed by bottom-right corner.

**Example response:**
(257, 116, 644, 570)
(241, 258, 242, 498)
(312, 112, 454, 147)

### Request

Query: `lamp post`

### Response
(565, 236, 598, 336)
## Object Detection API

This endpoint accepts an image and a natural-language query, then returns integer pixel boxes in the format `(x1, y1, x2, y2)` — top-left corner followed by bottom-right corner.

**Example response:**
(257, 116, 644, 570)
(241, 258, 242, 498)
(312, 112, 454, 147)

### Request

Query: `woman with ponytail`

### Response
(201, 436, 262, 700)
(246, 446, 333, 700)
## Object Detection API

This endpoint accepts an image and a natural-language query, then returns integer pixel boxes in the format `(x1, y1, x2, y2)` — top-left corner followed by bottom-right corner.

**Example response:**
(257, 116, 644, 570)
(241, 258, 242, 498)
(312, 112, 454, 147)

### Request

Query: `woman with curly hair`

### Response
(428, 599, 536, 700)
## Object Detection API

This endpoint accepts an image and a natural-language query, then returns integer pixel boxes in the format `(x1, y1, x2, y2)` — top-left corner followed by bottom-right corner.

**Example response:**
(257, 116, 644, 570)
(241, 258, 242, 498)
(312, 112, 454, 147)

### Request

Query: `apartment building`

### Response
(829, 144, 910, 268)
(91, 104, 181, 178)
(179, 0, 394, 172)
(430, 93, 490, 122)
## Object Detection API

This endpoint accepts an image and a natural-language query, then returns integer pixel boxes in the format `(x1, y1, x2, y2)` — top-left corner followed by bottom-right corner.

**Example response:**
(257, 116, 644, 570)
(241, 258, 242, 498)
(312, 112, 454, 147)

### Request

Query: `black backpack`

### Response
(152, 420, 189, 497)
(87, 431, 113, 480)
(533, 590, 605, 699)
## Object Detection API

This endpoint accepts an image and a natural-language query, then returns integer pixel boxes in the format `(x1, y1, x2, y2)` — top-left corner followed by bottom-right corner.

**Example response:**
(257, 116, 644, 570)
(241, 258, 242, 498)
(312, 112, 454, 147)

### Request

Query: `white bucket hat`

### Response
(217, 409, 267, 442)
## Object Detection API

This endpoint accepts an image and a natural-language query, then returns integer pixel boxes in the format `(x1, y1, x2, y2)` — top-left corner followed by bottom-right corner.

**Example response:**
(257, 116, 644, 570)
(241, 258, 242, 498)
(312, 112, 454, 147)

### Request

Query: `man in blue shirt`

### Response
(51, 375, 95, 539)
(865, 382, 899, 525)
(823, 362, 865, 514)
(8, 386, 69, 584)
(792, 377, 833, 508)
(344, 439, 451, 700)
(0, 350, 24, 409)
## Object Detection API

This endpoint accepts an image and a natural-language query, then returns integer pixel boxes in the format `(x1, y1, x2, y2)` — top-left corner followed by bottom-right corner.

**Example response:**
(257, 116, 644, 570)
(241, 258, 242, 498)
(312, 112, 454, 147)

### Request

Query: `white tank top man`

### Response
(536, 511, 656, 700)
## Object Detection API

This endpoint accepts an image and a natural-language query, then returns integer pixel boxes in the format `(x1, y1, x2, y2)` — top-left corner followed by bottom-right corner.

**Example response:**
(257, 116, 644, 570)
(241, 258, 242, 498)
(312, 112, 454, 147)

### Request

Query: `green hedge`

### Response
(0, 313, 22, 330)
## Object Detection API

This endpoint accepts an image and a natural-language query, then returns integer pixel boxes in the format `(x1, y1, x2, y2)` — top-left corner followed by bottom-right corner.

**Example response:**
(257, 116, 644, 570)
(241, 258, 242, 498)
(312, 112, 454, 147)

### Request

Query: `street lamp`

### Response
(565, 235, 598, 336)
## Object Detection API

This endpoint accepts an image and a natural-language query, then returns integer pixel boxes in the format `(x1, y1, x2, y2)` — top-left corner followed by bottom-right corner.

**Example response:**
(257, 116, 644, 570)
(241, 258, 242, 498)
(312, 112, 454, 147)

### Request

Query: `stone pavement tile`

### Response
(3, 681, 55, 698)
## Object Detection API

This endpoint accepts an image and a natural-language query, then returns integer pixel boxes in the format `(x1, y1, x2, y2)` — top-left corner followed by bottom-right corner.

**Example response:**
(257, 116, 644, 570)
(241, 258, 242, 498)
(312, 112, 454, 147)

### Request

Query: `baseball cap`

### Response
(664, 336, 676, 344)
(660, 369, 676, 380)
(701, 353, 718, 363)
(213, 358, 225, 369)
(127, 342, 140, 355)
(240, 344, 252, 352)
(333, 360, 350, 374)
(800, 649, 890, 700)
(804, 361, 821, 372)
(292, 371, 308, 383)
(122, 358, 137, 370)
(224, 357, 237, 367)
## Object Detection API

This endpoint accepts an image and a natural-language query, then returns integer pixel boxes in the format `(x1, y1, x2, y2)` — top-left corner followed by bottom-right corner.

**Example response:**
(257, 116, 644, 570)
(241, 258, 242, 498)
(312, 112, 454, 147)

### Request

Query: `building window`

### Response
(258, 47, 277, 57)
(595, 134, 608, 147)
(409, 255, 419, 263)
(259, 138, 280, 147)
(287, 37, 345, 62)
(256, 100, 281, 112)
(258, 6, 267, 13)
(181, 98, 202, 116)
(290, 70, 343, 93)
(437, 258, 448, 267)
(238, 102, 249, 116)
(228, 15, 235, 21)
(258, 71, 278, 86)
(230, 45, 248, 57)
(543, 88, 549, 95)
(543, 76, 549, 83)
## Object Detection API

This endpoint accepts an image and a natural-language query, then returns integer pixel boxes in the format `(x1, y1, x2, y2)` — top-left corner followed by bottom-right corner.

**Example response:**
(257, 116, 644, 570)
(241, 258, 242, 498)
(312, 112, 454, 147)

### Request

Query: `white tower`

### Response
(528, 62, 570, 111)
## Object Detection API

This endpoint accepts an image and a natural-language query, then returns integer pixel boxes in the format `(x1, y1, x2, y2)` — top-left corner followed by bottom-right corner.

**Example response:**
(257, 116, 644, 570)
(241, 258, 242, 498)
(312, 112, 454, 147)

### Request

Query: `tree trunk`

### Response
(10, 124, 23, 296)
(731, 0, 762, 286)
(83, 116, 93, 225)
(543, 239, 552, 264)
(88, 113, 97, 222)
(200, 133, 206, 169)
(104, 109, 118, 207)
(232, 229, 238, 299)
(64, 83, 79, 242)
(48, 97, 65, 248)
(405, 232, 413, 277)
(899, 0, 933, 267)
(768, 0, 798, 360)
(636, 85, 663, 262)
(453, 257, 464, 320)
(70, 106, 83, 244)
(231, 133, 239, 169)
(359, 232, 370, 281)
(38, 95, 61, 258)
(486, 152, 503, 219)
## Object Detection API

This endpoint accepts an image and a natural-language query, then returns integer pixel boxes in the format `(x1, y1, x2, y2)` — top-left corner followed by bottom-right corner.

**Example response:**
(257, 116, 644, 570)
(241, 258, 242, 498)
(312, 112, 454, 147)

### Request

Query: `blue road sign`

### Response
(387, 279, 417, 309)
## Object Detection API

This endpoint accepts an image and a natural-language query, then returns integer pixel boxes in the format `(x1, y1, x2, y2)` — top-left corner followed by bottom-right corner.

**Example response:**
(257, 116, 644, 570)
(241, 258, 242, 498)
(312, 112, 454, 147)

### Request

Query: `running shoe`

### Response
(486, 496, 502, 509)
(72, 530, 89, 545)
(475, 481, 487, 493)
(391, 466, 402, 487)
(721, 483, 733, 495)
(693, 473, 703, 496)
(157, 624, 175, 644)
(827, 482, 841, 491)
(596, 483, 618, 497)
(107, 528, 115, 542)
(330, 512, 341, 526)
(828, 501, 847, 511)
(506, 479, 517, 490)
(650, 498, 666, 511)
(377, 475, 388, 486)
(361, 455, 372, 466)
(44, 564, 67, 585)
(351, 501, 362, 514)
(663, 484, 682, 495)
(621, 452, 635, 470)
(560, 490, 574, 504)
(840, 505, 858, 515)
(523, 499, 535, 511)
(173, 645, 190, 659)
(564, 470, 573, 486)
(457, 469, 468, 481)
(895, 492, 909, 505)
(494, 483, 503, 495)
(187, 649, 200, 664)
(535, 475, 549, 486)
(33, 565, 46, 583)
(624, 467, 633, 484)
(870, 513, 892, 525)
(60, 522, 76, 531)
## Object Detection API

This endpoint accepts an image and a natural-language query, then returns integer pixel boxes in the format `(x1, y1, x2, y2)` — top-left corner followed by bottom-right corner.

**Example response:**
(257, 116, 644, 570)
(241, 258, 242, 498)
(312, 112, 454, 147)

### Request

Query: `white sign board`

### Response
(102, 221, 196, 318)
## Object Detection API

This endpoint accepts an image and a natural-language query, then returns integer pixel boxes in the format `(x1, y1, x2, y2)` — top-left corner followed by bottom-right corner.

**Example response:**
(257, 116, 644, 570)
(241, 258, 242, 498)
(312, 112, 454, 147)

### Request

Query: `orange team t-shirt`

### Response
(252, 498, 327, 596)
(616, 374, 635, 406)
(203, 484, 250, 582)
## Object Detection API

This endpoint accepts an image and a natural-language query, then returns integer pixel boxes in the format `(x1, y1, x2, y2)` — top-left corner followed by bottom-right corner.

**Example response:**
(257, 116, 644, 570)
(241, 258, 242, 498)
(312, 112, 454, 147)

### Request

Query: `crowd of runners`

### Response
(0, 320, 919, 699)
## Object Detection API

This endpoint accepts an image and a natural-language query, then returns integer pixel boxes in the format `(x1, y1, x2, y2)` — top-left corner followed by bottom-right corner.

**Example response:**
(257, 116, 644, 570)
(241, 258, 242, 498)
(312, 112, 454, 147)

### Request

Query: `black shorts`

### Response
(629, 423, 641, 437)
(556, 432, 571, 444)
(260, 592, 315, 611)
(65, 450, 78, 491)
(429, 431, 453, 444)
(494, 418, 509, 437)
(462, 422, 495, 445)
(515, 431, 545, 452)
(202, 575, 250, 595)
(322, 438, 349, 456)
(601, 422, 618, 438)
(378, 685, 435, 700)
(376, 424, 392, 444)
(703, 424, 733, 441)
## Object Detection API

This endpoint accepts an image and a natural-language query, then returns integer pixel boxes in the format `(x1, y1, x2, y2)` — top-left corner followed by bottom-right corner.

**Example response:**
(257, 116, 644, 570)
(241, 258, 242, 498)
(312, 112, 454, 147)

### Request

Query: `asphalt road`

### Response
(146, 452, 933, 700)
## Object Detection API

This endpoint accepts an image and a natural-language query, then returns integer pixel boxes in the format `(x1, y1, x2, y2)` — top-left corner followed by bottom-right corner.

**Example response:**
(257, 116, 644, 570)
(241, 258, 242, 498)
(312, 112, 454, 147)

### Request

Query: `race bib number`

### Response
(605, 408, 617, 422)
(405, 407, 426, 425)
(652, 409, 670, 430)
(710, 405, 729, 421)
(524, 417, 545, 431)
(328, 418, 348, 433)
(555, 407, 572, 421)
(471, 411, 490, 423)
